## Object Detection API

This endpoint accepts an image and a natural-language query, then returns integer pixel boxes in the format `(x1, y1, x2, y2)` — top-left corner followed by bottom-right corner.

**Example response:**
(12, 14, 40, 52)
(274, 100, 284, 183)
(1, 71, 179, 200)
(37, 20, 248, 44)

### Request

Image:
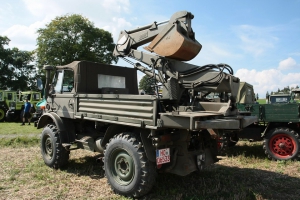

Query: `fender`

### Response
(37, 112, 72, 143)
(100, 124, 125, 147)
(37, 112, 65, 131)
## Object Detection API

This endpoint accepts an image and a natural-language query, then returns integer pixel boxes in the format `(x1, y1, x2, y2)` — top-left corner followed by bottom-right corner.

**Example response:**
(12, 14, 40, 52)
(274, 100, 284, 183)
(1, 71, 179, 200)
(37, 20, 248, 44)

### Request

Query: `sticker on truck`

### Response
(156, 148, 170, 165)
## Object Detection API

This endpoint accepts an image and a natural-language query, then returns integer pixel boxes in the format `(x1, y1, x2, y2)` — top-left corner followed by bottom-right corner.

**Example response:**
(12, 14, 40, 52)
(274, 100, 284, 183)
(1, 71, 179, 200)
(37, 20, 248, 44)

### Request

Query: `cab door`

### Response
(50, 69, 75, 118)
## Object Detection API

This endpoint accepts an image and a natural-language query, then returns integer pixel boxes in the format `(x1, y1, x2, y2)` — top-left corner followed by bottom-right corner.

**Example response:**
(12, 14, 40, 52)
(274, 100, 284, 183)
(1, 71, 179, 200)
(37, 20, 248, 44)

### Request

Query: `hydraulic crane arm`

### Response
(113, 11, 202, 61)
(113, 11, 240, 106)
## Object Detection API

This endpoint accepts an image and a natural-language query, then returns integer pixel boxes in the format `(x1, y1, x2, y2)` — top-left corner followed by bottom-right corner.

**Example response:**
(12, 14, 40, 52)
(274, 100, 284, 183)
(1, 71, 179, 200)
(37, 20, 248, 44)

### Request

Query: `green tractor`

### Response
(237, 88, 300, 161)
(6, 91, 42, 122)
(0, 90, 18, 122)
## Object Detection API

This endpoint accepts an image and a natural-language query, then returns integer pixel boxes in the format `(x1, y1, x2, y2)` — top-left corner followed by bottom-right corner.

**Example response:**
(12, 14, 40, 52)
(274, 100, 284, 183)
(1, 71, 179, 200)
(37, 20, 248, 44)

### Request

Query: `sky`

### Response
(1, 0, 300, 98)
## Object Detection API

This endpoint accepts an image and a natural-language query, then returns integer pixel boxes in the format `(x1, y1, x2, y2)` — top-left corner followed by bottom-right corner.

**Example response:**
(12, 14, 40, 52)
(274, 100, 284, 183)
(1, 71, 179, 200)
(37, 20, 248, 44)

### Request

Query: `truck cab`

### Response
(266, 93, 292, 104)
(6, 91, 42, 122)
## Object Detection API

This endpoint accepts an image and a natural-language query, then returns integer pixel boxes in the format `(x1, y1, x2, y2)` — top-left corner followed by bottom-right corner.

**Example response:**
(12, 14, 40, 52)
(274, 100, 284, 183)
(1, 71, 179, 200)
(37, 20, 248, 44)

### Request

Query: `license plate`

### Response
(156, 148, 170, 165)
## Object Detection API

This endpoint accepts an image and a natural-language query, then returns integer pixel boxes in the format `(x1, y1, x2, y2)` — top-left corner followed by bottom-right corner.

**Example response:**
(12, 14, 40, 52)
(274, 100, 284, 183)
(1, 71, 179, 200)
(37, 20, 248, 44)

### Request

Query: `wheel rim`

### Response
(0, 109, 4, 121)
(43, 135, 53, 160)
(110, 148, 134, 186)
(269, 133, 297, 158)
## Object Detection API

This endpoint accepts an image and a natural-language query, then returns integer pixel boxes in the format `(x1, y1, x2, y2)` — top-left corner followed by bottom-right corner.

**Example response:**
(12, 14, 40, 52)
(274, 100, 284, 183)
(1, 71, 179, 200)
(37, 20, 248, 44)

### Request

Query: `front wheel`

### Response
(40, 124, 70, 169)
(0, 107, 5, 122)
(263, 127, 300, 161)
(104, 132, 157, 197)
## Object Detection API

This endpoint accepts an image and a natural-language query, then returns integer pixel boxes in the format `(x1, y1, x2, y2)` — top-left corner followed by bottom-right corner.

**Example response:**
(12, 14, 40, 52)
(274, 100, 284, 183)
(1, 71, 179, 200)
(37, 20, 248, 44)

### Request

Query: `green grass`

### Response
(0, 136, 39, 147)
(0, 122, 41, 135)
(0, 124, 300, 199)
(0, 143, 300, 200)
(257, 99, 266, 104)
(0, 122, 41, 147)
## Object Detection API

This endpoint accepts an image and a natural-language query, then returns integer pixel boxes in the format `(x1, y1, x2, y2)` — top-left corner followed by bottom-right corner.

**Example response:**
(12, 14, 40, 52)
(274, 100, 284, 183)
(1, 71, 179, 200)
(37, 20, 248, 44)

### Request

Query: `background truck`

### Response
(5, 91, 42, 122)
(266, 92, 292, 104)
(0, 90, 18, 122)
(36, 11, 256, 197)
(237, 89, 300, 161)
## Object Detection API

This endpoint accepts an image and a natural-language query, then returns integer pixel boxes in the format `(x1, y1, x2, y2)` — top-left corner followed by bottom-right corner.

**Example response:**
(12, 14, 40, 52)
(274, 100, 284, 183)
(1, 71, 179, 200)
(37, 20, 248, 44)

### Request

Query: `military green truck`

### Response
(212, 82, 256, 151)
(0, 90, 18, 122)
(266, 92, 292, 104)
(237, 89, 300, 161)
(36, 11, 256, 197)
(6, 91, 42, 122)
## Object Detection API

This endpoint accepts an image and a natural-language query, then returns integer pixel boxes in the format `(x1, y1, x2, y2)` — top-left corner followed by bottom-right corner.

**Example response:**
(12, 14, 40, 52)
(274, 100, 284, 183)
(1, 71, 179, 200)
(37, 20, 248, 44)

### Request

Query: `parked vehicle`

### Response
(36, 11, 256, 197)
(0, 90, 18, 122)
(6, 91, 42, 122)
(237, 89, 300, 161)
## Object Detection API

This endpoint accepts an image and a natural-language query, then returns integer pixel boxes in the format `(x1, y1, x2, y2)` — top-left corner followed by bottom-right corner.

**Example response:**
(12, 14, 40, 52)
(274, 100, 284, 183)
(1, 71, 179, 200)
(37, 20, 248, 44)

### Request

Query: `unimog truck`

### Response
(36, 11, 256, 197)
(237, 89, 300, 161)
(0, 90, 18, 122)
(5, 91, 42, 122)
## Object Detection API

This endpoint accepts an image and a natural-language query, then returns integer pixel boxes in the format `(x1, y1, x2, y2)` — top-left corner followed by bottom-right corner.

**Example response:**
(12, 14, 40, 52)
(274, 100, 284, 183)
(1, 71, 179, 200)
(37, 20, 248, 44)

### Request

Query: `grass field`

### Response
(257, 99, 266, 104)
(0, 122, 40, 135)
(0, 122, 40, 147)
(0, 123, 300, 199)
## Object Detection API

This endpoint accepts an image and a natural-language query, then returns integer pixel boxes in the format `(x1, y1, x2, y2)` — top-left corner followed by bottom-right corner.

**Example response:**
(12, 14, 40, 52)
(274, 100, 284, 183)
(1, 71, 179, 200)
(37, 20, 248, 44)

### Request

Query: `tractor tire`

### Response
(0, 108, 5, 122)
(104, 132, 157, 198)
(40, 124, 70, 169)
(5, 114, 13, 122)
(263, 127, 300, 161)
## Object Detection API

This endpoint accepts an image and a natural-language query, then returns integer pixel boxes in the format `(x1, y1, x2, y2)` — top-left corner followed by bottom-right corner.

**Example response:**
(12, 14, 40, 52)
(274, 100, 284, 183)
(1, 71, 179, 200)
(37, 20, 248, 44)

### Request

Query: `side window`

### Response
(53, 70, 74, 93)
(7, 93, 12, 100)
(53, 71, 64, 93)
(33, 93, 40, 100)
(63, 70, 74, 92)
(98, 74, 125, 88)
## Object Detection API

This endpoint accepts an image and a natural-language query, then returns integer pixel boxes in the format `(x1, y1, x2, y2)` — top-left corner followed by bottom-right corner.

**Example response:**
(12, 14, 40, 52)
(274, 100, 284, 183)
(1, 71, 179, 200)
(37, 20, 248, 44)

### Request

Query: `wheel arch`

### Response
(37, 112, 65, 131)
(100, 124, 128, 147)
(262, 122, 291, 137)
(100, 125, 156, 162)
(37, 112, 70, 143)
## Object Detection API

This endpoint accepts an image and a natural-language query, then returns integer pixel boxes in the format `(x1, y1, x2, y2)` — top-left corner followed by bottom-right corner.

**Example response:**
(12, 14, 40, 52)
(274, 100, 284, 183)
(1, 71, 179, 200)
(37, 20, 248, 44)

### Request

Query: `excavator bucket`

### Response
(144, 25, 202, 61)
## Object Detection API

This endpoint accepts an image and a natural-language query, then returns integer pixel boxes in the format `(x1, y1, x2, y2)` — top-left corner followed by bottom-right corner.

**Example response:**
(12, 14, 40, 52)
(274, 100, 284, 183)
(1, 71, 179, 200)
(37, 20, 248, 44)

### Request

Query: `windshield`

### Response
(20, 94, 31, 101)
(270, 96, 291, 104)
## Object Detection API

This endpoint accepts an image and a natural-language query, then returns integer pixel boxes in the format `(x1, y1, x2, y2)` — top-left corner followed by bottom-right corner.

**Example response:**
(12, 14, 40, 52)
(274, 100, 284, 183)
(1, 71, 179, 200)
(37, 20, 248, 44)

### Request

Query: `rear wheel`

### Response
(0, 108, 5, 122)
(41, 124, 70, 169)
(263, 127, 300, 161)
(104, 132, 157, 197)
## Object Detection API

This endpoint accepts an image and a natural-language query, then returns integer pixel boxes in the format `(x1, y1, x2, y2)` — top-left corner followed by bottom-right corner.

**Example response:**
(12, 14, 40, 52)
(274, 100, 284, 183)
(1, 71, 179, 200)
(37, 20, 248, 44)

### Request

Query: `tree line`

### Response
(266, 85, 300, 98)
(0, 14, 117, 91)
